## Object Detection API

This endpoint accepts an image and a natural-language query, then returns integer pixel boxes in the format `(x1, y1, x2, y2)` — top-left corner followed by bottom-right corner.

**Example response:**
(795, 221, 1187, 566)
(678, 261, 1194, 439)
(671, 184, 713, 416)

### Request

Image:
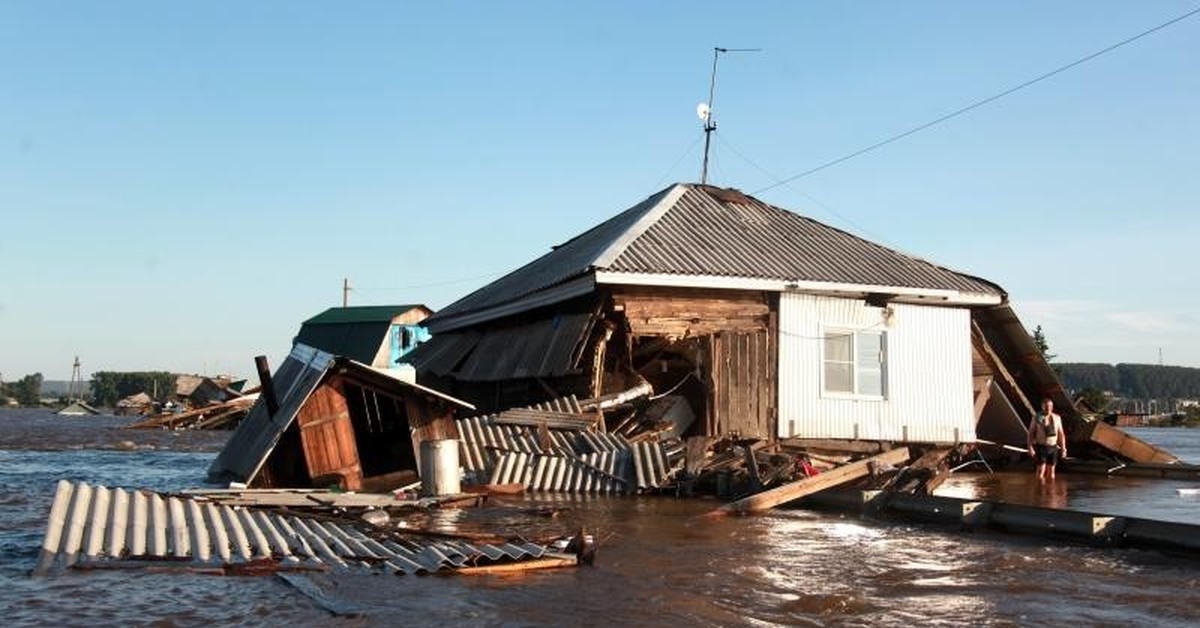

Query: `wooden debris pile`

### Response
(125, 394, 257, 430)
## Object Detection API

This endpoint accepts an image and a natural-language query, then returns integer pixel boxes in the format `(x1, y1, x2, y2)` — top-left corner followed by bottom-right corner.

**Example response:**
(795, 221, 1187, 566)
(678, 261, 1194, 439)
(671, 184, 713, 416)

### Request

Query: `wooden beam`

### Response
(972, 375, 994, 420)
(778, 439, 888, 455)
(710, 447, 910, 515)
(971, 322, 1035, 418)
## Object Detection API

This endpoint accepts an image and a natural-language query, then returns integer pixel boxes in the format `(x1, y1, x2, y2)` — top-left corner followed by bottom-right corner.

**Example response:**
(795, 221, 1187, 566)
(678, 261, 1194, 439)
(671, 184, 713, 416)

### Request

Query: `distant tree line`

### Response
(89, 371, 177, 407)
(1056, 363, 1200, 399)
(0, 373, 44, 406)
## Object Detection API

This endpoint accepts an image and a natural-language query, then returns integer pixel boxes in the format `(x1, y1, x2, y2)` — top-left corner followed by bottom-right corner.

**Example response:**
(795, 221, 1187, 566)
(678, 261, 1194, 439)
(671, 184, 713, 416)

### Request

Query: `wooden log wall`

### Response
(612, 286, 770, 338)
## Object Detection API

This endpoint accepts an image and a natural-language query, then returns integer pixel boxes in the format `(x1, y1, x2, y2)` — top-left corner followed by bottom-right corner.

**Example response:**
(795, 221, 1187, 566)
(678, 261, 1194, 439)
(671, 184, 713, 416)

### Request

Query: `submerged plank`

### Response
(712, 448, 911, 515)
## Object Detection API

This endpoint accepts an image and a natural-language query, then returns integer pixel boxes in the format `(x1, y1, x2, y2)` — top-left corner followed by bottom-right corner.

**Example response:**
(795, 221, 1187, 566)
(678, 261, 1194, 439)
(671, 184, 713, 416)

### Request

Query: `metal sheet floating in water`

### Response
(34, 481, 572, 577)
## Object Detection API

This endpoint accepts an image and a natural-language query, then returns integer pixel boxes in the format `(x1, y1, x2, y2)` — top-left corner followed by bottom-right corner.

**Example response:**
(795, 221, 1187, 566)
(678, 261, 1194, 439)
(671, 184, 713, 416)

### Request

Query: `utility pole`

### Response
(343, 278, 351, 308)
(69, 356, 82, 402)
(698, 46, 760, 185)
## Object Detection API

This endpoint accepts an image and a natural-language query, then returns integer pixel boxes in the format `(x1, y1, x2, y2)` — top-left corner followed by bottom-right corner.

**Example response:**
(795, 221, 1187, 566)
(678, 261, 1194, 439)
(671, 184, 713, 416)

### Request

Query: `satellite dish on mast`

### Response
(696, 102, 711, 121)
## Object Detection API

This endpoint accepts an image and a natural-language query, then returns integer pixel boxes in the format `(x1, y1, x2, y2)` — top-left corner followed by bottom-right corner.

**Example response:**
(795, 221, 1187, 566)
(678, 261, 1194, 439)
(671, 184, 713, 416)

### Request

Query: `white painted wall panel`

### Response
(777, 293, 974, 443)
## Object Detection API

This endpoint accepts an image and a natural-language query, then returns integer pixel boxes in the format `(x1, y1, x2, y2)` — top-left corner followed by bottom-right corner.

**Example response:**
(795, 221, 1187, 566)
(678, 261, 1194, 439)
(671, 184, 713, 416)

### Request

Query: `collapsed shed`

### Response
(406, 183, 1069, 451)
(207, 343, 474, 491)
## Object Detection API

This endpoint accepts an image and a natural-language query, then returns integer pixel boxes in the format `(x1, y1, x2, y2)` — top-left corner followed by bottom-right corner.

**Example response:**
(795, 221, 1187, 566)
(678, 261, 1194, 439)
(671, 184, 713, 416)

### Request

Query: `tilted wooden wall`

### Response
(295, 380, 363, 490)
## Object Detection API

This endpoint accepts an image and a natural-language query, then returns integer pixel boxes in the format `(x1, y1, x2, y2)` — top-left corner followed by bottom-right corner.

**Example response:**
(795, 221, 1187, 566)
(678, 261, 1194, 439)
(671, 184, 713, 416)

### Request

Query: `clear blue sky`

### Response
(2, 1, 1197, 380)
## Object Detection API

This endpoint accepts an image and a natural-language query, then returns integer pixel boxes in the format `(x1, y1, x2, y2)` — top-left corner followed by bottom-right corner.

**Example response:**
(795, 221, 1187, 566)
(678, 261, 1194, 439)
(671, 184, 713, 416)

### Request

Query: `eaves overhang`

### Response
(423, 275, 598, 333)
(593, 271, 1004, 306)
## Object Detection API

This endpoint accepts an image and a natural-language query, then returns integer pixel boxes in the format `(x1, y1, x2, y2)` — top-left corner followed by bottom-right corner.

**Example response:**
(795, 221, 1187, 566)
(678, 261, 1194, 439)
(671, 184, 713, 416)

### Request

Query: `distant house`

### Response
(407, 183, 1075, 447)
(174, 374, 244, 409)
(294, 305, 433, 369)
(115, 392, 155, 416)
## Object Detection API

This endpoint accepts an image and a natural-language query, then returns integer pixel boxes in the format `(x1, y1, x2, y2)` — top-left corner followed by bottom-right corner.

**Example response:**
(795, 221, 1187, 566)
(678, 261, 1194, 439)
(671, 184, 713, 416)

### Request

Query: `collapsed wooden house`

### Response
(207, 344, 474, 491)
(404, 183, 1085, 454)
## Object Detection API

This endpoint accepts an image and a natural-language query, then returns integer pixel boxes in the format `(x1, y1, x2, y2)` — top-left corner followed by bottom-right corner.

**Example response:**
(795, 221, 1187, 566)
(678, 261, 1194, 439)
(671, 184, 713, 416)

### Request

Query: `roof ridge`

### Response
(591, 183, 689, 270)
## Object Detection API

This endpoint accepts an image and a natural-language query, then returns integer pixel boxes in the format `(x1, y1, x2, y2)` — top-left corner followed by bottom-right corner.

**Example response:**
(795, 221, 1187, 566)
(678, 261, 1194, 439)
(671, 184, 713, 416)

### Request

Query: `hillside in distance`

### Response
(1056, 363, 1200, 399)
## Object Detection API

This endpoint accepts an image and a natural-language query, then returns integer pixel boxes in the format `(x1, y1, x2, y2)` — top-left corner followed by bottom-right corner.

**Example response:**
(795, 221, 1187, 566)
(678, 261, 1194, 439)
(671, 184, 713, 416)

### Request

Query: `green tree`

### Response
(89, 371, 176, 407)
(1077, 387, 1109, 413)
(11, 373, 44, 406)
(1032, 325, 1057, 362)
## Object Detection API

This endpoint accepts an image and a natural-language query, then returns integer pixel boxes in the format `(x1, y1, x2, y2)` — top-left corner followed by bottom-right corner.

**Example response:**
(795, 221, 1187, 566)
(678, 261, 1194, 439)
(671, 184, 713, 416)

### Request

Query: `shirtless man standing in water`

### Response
(1027, 398, 1067, 481)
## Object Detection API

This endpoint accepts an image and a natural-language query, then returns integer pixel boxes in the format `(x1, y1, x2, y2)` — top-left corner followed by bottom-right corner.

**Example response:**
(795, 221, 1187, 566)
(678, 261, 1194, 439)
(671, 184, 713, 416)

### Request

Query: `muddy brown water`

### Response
(1, 409, 1197, 627)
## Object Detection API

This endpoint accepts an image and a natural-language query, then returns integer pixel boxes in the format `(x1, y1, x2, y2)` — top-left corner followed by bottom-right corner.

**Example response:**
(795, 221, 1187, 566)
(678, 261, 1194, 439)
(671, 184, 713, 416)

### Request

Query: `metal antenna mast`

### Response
(699, 46, 760, 185)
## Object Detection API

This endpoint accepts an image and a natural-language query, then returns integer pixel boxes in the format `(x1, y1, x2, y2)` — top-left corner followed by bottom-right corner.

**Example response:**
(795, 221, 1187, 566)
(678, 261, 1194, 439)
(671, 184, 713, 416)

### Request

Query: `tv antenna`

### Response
(699, 46, 760, 185)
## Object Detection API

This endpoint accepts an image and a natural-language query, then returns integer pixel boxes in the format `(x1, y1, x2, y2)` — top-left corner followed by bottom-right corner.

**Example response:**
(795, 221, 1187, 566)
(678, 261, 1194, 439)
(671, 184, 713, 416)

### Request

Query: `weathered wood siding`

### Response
(777, 293, 974, 443)
(295, 381, 363, 489)
(612, 286, 775, 440)
(706, 327, 776, 439)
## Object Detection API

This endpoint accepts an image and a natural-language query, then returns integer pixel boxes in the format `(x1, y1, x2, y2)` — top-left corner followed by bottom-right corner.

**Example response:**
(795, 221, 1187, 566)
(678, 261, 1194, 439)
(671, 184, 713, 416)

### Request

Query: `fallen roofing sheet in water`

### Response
(34, 480, 571, 577)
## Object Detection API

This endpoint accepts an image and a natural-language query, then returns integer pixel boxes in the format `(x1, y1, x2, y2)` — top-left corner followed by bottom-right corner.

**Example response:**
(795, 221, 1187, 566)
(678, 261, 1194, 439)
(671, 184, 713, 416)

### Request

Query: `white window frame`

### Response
(820, 326, 887, 399)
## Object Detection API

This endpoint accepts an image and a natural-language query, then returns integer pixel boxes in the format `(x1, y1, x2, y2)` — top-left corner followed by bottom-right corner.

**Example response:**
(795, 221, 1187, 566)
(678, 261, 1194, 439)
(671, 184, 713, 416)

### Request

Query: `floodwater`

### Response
(1, 409, 1197, 627)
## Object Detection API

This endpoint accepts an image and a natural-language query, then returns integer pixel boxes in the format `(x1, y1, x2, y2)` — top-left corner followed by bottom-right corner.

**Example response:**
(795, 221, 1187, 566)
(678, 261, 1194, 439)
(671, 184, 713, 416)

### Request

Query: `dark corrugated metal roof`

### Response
(609, 186, 1001, 295)
(410, 312, 595, 382)
(293, 321, 390, 365)
(303, 305, 428, 325)
(426, 188, 672, 324)
(402, 331, 481, 377)
(425, 183, 1003, 328)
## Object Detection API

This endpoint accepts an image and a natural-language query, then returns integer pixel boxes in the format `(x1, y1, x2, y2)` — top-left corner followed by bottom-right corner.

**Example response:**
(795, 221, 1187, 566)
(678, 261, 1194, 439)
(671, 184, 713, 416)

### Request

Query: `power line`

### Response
(714, 131, 886, 243)
(753, 5, 1200, 194)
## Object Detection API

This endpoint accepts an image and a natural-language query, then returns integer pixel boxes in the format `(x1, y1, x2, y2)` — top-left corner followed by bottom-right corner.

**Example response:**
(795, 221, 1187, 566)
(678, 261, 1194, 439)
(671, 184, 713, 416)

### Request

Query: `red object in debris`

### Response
(799, 458, 820, 477)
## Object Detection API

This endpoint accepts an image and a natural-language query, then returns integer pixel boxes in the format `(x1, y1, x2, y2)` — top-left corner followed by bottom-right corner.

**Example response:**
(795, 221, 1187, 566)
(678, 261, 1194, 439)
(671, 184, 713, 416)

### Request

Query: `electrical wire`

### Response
(652, 134, 704, 189)
(714, 131, 886, 243)
(753, 5, 1200, 194)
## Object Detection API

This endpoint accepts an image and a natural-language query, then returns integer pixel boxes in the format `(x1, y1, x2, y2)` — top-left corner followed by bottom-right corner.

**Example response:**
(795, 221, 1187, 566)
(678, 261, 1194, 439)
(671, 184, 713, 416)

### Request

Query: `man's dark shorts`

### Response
(1034, 444, 1059, 465)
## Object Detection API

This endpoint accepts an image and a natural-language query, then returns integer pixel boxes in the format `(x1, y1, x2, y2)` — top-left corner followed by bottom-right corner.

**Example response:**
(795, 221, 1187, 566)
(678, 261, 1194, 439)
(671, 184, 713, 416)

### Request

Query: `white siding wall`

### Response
(777, 293, 974, 443)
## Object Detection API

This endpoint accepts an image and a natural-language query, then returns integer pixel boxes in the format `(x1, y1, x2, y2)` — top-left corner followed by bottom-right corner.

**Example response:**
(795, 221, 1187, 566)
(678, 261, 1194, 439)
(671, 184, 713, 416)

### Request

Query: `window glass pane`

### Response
(858, 367, 883, 396)
(856, 332, 882, 365)
(856, 332, 885, 396)
(825, 362, 853, 393)
(824, 332, 852, 362)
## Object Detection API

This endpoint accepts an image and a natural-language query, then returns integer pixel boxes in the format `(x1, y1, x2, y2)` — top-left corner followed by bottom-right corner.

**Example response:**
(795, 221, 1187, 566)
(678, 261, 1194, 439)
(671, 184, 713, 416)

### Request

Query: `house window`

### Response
(823, 329, 886, 397)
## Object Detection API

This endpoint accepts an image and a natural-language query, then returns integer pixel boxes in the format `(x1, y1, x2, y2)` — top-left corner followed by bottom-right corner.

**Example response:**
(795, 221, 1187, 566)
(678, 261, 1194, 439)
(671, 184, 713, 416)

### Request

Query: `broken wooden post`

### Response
(254, 355, 279, 417)
(710, 447, 910, 516)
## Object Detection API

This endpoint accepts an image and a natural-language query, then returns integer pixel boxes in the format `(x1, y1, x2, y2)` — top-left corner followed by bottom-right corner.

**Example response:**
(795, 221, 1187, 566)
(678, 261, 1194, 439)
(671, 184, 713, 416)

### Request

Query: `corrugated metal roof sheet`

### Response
(610, 186, 1000, 295)
(293, 321, 390, 365)
(456, 313, 594, 382)
(455, 397, 679, 493)
(425, 188, 673, 325)
(34, 481, 565, 576)
(424, 183, 1003, 330)
(402, 330, 480, 377)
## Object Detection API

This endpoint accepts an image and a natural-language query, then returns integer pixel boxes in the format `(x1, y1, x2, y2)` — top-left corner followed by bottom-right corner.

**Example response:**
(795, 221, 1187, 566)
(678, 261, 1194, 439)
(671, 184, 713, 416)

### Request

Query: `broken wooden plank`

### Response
(710, 447, 910, 516)
(1077, 421, 1179, 464)
(453, 554, 577, 575)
